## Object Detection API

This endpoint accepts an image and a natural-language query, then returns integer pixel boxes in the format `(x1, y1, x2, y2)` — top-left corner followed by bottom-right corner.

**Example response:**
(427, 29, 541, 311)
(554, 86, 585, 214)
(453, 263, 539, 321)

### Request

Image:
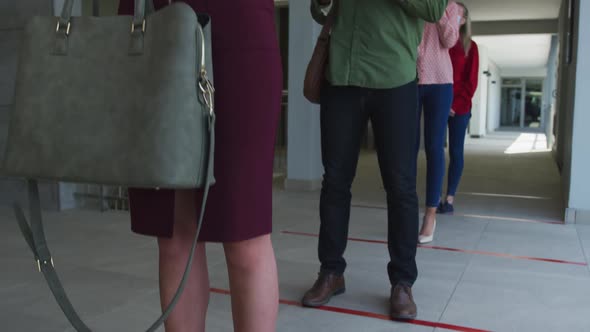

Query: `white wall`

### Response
(470, 45, 489, 137)
(285, 0, 323, 190)
(543, 35, 559, 147)
(568, 0, 590, 217)
(486, 60, 502, 132)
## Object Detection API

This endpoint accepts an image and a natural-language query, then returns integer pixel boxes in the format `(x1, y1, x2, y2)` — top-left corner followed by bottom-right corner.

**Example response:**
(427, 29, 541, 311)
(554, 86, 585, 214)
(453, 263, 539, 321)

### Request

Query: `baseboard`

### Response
(565, 208, 590, 225)
(284, 178, 322, 191)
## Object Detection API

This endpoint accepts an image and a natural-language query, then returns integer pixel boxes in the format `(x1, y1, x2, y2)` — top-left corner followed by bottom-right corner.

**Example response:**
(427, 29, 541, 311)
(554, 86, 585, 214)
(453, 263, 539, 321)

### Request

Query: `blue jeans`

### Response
(416, 84, 454, 207)
(447, 113, 471, 197)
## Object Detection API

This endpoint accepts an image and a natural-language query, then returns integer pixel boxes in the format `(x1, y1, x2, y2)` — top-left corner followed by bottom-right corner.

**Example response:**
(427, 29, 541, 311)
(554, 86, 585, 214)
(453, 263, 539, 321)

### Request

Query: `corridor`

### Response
(2, 133, 590, 331)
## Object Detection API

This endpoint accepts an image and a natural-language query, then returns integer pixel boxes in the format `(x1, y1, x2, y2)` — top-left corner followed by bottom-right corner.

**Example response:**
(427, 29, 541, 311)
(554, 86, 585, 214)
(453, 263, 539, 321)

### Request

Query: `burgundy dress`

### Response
(118, 0, 282, 242)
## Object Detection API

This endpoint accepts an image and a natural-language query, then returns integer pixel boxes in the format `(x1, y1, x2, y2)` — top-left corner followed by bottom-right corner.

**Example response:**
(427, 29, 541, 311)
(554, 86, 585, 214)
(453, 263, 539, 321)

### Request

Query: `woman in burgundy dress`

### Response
(119, 0, 282, 331)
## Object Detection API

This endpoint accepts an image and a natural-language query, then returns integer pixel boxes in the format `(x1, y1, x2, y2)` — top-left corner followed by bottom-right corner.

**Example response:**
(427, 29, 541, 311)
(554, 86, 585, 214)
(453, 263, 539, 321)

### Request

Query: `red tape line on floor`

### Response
(210, 288, 490, 332)
(282, 231, 587, 266)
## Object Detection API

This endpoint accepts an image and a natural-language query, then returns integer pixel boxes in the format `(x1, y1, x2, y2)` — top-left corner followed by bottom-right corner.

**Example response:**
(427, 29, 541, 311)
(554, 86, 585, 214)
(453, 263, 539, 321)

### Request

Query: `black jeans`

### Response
(318, 82, 419, 286)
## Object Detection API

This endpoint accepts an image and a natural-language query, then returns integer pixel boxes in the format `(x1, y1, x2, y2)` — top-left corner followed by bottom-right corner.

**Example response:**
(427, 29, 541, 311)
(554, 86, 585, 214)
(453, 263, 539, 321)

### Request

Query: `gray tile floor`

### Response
(2, 132, 590, 332)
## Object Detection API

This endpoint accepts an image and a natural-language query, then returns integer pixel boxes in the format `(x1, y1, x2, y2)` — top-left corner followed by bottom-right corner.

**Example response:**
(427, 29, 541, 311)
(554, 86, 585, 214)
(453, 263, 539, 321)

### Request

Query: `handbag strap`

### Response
(55, 0, 155, 55)
(14, 23, 216, 332)
(58, 0, 154, 31)
(319, 0, 338, 39)
(14, 119, 215, 332)
(15, 182, 92, 332)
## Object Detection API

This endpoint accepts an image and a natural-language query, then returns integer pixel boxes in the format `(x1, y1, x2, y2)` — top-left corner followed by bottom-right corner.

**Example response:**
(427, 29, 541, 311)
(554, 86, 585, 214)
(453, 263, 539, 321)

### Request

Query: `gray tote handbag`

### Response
(2, 0, 216, 330)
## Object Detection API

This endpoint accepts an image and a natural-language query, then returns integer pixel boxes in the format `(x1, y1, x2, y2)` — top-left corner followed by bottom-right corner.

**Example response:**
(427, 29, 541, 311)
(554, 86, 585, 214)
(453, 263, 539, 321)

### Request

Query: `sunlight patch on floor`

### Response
(504, 133, 550, 154)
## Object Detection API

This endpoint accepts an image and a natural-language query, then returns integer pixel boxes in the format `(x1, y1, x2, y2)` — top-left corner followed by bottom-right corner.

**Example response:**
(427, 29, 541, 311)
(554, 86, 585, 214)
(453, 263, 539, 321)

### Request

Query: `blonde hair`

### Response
(456, 2, 472, 55)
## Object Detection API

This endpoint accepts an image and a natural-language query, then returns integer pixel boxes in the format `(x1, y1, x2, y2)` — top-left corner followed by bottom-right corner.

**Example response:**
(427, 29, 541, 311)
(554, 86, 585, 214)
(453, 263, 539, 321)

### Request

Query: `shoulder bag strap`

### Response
(13, 22, 215, 332)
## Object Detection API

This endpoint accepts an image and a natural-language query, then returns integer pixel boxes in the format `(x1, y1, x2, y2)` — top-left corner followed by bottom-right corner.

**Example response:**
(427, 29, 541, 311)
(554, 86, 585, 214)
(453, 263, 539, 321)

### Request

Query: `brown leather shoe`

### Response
(301, 272, 345, 307)
(390, 283, 417, 320)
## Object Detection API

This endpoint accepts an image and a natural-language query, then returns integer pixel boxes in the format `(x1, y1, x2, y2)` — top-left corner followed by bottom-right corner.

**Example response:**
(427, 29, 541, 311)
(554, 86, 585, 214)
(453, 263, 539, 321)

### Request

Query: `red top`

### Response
(449, 40, 479, 115)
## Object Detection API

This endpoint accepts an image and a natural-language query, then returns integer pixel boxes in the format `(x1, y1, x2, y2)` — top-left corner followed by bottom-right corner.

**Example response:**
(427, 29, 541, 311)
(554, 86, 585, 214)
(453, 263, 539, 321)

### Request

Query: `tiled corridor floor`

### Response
(2, 132, 590, 332)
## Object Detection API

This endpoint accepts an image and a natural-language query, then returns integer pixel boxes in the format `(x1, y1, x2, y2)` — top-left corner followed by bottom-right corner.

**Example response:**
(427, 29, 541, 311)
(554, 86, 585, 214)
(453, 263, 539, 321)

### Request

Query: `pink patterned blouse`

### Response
(417, 1, 463, 85)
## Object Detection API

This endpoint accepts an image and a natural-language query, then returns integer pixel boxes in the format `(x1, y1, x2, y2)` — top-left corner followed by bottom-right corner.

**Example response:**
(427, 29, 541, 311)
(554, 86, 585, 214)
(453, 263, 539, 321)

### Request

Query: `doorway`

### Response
(500, 78, 544, 130)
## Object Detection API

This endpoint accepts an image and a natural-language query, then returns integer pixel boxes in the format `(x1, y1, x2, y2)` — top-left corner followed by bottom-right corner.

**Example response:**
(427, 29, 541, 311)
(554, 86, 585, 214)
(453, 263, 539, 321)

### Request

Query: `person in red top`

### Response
(438, 2, 479, 214)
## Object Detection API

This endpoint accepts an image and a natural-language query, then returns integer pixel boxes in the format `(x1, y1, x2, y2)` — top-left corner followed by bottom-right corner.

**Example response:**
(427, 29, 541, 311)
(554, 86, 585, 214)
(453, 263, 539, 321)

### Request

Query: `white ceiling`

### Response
(274, 0, 562, 21)
(276, 0, 561, 73)
(473, 34, 552, 72)
(458, 0, 561, 21)
(274, 0, 562, 20)
(462, 0, 561, 73)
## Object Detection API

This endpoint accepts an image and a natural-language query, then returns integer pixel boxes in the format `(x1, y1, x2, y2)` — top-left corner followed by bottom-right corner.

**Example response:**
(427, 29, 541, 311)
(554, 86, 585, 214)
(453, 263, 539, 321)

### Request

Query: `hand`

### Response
(450, 109, 456, 117)
(457, 5, 465, 18)
(455, 3, 466, 24)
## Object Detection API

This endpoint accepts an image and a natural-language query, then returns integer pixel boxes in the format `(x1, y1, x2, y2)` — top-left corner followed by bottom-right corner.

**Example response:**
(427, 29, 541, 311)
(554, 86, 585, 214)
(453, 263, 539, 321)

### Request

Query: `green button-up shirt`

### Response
(311, 0, 448, 89)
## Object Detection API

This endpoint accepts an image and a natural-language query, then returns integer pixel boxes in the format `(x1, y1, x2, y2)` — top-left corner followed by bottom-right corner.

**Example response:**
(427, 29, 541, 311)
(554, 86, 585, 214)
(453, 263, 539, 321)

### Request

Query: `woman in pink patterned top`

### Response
(416, 0, 464, 244)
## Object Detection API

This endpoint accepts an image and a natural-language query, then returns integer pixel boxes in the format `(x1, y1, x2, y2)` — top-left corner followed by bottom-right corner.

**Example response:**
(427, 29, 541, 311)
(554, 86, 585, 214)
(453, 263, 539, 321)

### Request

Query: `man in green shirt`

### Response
(302, 0, 447, 320)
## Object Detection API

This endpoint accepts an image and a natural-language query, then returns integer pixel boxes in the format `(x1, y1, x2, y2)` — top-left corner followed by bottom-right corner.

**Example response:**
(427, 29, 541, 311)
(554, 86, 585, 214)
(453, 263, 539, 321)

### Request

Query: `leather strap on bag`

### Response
(60, 0, 152, 23)
(57, 0, 153, 55)
(303, 0, 338, 104)
(13, 18, 216, 332)
(14, 123, 213, 331)
(321, 0, 337, 39)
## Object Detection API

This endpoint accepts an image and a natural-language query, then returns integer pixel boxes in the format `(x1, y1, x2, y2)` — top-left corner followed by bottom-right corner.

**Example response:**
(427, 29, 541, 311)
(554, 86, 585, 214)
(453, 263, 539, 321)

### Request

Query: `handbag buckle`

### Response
(131, 19, 146, 33)
(37, 257, 54, 272)
(56, 20, 71, 36)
